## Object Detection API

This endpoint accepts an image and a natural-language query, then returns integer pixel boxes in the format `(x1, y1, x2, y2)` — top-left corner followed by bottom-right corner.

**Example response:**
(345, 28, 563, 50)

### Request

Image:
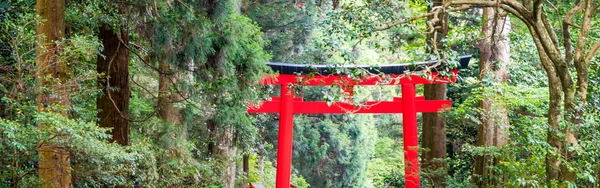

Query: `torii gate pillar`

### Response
(275, 83, 294, 188)
(271, 83, 422, 188)
(402, 84, 419, 187)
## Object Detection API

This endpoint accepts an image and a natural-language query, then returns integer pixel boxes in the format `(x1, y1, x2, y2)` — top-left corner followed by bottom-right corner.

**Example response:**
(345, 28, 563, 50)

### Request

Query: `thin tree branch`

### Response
(12, 169, 36, 187)
(526, 23, 559, 84)
(574, 0, 594, 65)
(564, 21, 582, 29)
(533, 0, 544, 20)
(545, 0, 558, 12)
(501, 0, 532, 16)
(563, 1, 585, 63)
(563, 23, 573, 63)
(530, 18, 565, 66)
(449, 0, 531, 25)
(160, 62, 206, 114)
(116, 36, 168, 75)
(352, 38, 364, 51)
(375, 1, 532, 32)
(564, 1, 585, 28)
(374, 9, 439, 31)
(374, 5, 471, 31)
(542, 12, 560, 51)
(527, 15, 574, 99)
(585, 40, 600, 63)
(130, 76, 158, 99)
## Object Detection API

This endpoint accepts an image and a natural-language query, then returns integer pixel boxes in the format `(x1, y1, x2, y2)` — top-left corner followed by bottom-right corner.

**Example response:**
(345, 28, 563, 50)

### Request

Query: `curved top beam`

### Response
(266, 55, 471, 75)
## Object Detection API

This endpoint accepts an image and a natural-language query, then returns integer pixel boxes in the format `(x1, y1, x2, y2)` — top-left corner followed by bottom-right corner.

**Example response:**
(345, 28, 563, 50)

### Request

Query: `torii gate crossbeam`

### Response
(247, 56, 471, 188)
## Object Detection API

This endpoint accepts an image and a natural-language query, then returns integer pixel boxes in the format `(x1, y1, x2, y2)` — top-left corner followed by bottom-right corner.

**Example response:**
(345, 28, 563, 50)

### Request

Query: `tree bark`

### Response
(205, 1, 241, 187)
(157, 58, 184, 154)
(36, 0, 70, 187)
(241, 0, 249, 15)
(525, 17, 579, 185)
(422, 84, 447, 186)
(524, 21, 575, 184)
(257, 141, 265, 183)
(226, 145, 238, 187)
(474, 8, 511, 187)
(243, 154, 250, 173)
(379, 0, 598, 185)
(422, 0, 448, 186)
(97, 23, 130, 146)
(207, 119, 237, 187)
(157, 64, 179, 124)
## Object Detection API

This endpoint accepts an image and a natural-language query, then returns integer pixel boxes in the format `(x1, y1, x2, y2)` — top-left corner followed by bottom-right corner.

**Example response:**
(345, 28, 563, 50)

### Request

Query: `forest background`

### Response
(1, 0, 599, 187)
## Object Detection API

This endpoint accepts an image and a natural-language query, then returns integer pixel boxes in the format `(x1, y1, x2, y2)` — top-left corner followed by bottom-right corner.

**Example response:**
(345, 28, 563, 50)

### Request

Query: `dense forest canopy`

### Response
(0, 0, 599, 187)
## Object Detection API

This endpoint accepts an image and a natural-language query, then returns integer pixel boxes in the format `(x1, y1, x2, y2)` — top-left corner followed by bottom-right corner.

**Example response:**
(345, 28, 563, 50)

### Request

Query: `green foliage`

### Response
(2, 0, 599, 187)
(247, 154, 260, 183)
(247, 0, 316, 63)
(292, 115, 376, 188)
(203, 13, 271, 149)
(1, 0, 273, 187)
(291, 174, 310, 188)
(0, 110, 142, 187)
(367, 137, 404, 187)
(261, 160, 276, 187)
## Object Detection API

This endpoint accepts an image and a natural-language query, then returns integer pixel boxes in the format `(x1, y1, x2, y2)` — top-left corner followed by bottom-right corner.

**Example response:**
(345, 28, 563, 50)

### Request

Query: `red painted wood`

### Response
(275, 84, 294, 188)
(247, 100, 450, 114)
(251, 67, 462, 187)
(402, 84, 420, 188)
(260, 70, 458, 86)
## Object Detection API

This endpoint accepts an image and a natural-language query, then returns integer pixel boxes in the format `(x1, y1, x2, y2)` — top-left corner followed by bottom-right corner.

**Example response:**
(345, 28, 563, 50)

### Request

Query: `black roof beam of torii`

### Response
(265, 55, 472, 75)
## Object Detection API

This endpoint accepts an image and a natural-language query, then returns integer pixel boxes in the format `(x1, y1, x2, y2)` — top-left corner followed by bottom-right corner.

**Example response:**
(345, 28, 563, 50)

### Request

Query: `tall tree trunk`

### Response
(241, 0, 249, 15)
(257, 141, 265, 183)
(208, 119, 237, 187)
(422, 0, 448, 186)
(97, 23, 130, 146)
(226, 145, 237, 187)
(544, 66, 564, 185)
(422, 85, 447, 186)
(157, 59, 183, 153)
(36, 0, 70, 187)
(474, 8, 511, 187)
(243, 154, 250, 174)
(205, 1, 241, 187)
(523, 17, 579, 185)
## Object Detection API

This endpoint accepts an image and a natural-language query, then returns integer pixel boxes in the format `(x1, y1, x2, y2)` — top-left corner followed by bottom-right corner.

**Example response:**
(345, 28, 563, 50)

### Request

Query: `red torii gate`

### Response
(247, 56, 471, 188)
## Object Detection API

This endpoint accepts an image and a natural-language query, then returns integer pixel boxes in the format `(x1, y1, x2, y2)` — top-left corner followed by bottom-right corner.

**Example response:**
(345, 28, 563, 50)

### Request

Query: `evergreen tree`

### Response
(96, 19, 130, 147)
(473, 7, 511, 186)
(1, 0, 599, 187)
(422, 1, 449, 186)
(35, 0, 70, 187)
